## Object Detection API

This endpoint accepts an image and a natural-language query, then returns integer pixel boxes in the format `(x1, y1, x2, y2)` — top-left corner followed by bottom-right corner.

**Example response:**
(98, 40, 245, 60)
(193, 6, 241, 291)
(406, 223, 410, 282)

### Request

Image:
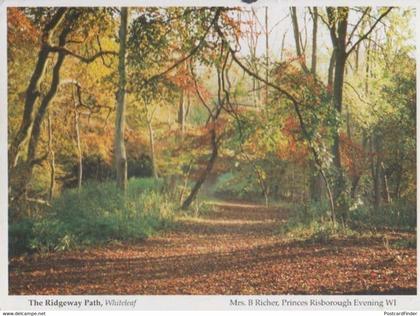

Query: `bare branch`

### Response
(346, 8, 370, 47)
(346, 7, 393, 57)
(48, 46, 118, 63)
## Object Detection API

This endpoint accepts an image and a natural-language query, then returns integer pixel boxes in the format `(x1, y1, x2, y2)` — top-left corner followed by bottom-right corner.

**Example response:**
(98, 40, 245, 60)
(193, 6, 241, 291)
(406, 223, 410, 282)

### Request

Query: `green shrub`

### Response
(390, 236, 416, 249)
(178, 197, 217, 218)
(213, 172, 257, 200)
(9, 218, 35, 256)
(279, 201, 357, 243)
(349, 199, 416, 231)
(9, 178, 174, 255)
(280, 198, 416, 243)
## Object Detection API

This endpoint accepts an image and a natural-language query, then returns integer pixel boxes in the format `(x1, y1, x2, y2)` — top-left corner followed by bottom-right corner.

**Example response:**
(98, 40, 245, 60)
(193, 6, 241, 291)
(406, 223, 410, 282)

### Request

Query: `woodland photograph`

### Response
(7, 6, 416, 295)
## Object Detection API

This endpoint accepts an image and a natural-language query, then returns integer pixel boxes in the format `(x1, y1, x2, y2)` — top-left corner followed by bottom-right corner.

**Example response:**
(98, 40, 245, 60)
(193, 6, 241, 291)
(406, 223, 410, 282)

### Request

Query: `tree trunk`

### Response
(147, 119, 158, 179)
(370, 132, 382, 211)
(350, 176, 360, 199)
(179, 160, 193, 204)
(178, 90, 185, 137)
(181, 129, 218, 210)
(47, 112, 55, 201)
(290, 7, 308, 72)
(395, 160, 403, 200)
(115, 7, 128, 191)
(9, 8, 68, 169)
(328, 7, 349, 218)
(74, 107, 83, 191)
(10, 24, 71, 207)
(310, 7, 318, 74)
(308, 7, 322, 203)
(328, 50, 336, 89)
(291, 8, 302, 58)
(280, 31, 287, 61)
(264, 6, 269, 105)
(27, 40, 68, 164)
(381, 162, 391, 204)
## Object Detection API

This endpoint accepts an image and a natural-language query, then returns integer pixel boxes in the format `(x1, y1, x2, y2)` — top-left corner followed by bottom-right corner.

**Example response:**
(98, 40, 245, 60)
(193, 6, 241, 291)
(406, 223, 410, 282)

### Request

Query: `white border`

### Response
(0, 0, 418, 312)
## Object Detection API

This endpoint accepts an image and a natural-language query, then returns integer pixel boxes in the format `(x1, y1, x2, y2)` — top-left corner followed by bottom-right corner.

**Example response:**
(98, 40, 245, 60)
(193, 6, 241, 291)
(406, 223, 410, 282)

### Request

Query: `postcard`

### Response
(1, 0, 418, 312)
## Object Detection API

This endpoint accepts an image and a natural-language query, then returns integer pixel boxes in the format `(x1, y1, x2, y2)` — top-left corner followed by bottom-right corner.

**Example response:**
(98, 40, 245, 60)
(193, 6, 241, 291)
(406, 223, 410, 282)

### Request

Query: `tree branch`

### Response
(48, 46, 118, 63)
(145, 8, 222, 84)
(346, 8, 370, 47)
(346, 7, 393, 57)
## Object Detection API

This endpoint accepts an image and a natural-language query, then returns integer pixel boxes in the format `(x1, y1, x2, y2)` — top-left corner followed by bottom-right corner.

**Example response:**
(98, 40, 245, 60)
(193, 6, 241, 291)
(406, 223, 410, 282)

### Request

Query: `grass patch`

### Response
(279, 199, 416, 244)
(9, 178, 175, 255)
(349, 199, 416, 231)
(390, 236, 416, 249)
(177, 197, 217, 219)
(278, 201, 358, 243)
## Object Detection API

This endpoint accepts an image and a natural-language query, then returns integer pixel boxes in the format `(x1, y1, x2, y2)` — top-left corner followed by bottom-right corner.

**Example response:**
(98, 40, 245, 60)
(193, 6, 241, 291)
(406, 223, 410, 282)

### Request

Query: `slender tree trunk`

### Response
(381, 162, 391, 203)
(181, 129, 218, 210)
(47, 112, 55, 201)
(178, 90, 185, 137)
(291, 164, 295, 201)
(310, 7, 318, 74)
(280, 31, 287, 61)
(179, 160, 193, 204)
(395, 155, 403, 200)
(147, 119, 158, 179)
(290, 7, 309, 72)
(115, 7, 128, 191)
(74, 107, 83, 191)
(291, 8, 302, 58)
(328, 50, 336, 89)
(308, 7, 322, 202)
(370, 132, 382, 210)
(264, 6, 269, 105)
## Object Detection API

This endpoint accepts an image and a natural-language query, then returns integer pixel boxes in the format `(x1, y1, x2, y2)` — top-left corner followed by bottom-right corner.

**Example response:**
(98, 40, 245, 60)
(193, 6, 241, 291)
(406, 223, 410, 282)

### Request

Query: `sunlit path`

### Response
(9, 201, 416, 295)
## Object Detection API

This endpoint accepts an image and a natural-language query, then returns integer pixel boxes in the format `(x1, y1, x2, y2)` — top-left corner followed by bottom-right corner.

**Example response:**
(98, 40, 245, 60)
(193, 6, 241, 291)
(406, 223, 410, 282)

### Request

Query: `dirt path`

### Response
(9, 202, 416, 295)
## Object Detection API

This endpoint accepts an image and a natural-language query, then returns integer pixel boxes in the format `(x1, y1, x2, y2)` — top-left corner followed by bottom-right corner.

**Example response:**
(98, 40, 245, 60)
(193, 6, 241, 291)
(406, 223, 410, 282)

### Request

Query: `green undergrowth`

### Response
(349, 199, 416, 231)
(9, 178, 175, 255)
(176, 197, 217, 220)
(389, 236, 416, 249)
(280, 199, 416, 244)
(279, 202, 358, 243)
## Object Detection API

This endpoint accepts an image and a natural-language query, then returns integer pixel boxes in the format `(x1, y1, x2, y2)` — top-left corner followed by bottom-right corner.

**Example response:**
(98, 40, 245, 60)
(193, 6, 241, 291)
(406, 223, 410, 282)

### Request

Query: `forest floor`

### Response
(9, 201, 416, 295)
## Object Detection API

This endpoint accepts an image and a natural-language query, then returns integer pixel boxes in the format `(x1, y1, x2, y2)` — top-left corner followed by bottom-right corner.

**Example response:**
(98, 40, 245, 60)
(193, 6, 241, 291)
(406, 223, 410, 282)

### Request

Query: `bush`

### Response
(212, 172, 266, 202)
(390, 236, 416, 249)
(9, 219, 35, 256)
(9, 178, 174, 255)
(279, 201, 357, 243)
(280, 198, 416, 243)
(349, 199, 416, 231)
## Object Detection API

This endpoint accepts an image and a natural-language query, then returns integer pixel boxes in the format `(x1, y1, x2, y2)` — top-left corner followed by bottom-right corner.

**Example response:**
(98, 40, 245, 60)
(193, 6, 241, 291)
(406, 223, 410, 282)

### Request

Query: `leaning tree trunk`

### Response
(10, 25, 71, 210)
(47, 112, 55, 201)
(381, 162, 391, 204)
(74, 106, 83, 191)
(181, 128, 218, 210)
(147, 119, 158, 180)
(9, 8, 68, 170)
(115, 7, 128, 191)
